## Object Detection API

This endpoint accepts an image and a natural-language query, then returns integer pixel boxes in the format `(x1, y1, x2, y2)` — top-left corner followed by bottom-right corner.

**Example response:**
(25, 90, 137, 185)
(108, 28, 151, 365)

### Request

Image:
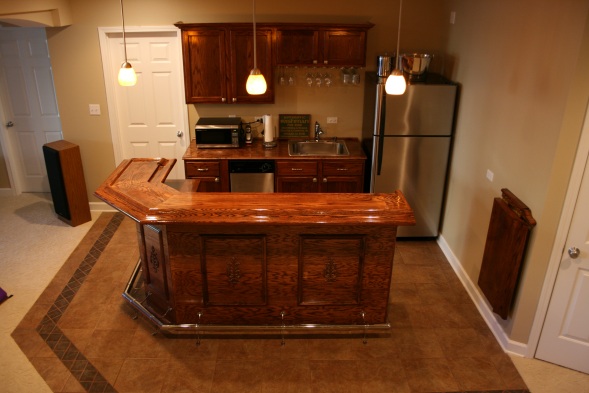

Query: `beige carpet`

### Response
(0, 193, 98, 393)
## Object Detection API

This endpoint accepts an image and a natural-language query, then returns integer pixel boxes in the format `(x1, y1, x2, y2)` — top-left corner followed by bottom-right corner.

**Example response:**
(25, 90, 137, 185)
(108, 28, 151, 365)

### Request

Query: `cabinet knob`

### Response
(232, 98, 237, 103)
(222, 98, 226, 102)
(313, 60, 318, 64)
(324, 60, 328, 65)
(323, 177, 328, 183)
(313, 178, 317, 183)
(214, 177, 220, 183)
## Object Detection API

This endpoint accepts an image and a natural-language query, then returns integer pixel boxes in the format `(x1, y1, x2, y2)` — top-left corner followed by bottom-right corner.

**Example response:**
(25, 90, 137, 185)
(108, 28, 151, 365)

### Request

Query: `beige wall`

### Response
(443, 0, 589, 343)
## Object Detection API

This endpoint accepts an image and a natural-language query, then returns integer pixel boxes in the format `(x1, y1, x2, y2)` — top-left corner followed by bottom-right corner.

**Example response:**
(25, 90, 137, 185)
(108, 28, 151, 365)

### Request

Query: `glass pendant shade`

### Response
(385, 69, 406, 95)
(118, 62, 137, 86)
(246, 68, 267, 95)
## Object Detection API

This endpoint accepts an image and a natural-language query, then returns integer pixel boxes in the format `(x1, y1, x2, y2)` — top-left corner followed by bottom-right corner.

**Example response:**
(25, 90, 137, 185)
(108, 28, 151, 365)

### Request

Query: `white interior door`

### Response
(100, 27, 188, 179)
(0, 27, 62, 192)
(535, 137, 589, 373)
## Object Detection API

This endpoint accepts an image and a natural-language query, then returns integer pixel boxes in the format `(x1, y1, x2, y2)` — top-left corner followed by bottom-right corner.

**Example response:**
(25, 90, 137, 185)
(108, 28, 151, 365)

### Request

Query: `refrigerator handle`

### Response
(375, 85, 386, 176)
(376, 134, 384, 175)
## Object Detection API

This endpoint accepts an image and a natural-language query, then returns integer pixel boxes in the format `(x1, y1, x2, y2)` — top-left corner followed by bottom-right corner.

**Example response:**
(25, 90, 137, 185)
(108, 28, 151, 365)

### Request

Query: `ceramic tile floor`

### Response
(12, 213, 529, 393)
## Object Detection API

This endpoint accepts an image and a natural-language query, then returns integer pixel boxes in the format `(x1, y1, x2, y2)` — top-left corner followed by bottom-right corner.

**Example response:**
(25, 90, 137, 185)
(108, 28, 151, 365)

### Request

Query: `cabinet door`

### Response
(139, 224, 176, 323)
(276, 160, 319, 193)
(276, 176, 319, 193)
(320, 160, 365, 193)
(322, 30, 367, 67)
(275, 28, 320, 65)
(320, 176, 364, 193)
(184, 160, 227, 191)
(229, 28, 274, 104)
(181, 28, 227, 103)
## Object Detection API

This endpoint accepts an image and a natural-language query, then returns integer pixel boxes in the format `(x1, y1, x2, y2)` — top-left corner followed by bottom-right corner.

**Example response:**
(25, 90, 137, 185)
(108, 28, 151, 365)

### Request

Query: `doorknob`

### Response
(177, 131, 184, 137)
(6, 121, 14, 127)
(568, 247, 580, 259)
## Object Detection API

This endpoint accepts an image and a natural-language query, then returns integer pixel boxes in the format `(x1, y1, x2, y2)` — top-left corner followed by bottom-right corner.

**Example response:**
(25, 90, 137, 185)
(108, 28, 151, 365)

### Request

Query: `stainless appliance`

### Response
(229, 160, 275, 193)
(362, 57, 457, 237)
(195, 117, 243, 148)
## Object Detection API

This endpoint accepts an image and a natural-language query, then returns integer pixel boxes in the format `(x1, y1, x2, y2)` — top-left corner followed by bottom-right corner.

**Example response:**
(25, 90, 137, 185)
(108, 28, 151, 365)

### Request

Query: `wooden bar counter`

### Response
(95, 158, 415, 334)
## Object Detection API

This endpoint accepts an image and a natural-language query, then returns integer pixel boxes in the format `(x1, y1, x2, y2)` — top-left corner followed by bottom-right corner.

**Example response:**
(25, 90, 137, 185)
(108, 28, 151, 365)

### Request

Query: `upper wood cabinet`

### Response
(275, 23, 373, 67)
(176, 22, 373, 104)
(176, 23, 274, 104)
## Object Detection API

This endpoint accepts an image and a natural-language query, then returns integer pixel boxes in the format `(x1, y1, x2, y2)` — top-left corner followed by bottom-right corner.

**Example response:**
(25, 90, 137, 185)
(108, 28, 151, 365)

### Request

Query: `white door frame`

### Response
(97, 26, 189, 167)
(527, 99, 589, 358)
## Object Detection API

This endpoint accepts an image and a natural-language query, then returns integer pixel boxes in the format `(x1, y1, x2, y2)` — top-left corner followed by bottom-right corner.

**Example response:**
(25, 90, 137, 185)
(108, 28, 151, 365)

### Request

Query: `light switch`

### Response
(486, 169, 494, 182)
(89, 104, 101, 116)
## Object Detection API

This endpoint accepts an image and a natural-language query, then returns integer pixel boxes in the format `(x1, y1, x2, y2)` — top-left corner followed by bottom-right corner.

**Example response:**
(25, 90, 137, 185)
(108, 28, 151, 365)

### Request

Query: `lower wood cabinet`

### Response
(184, 160, 228, 192)
(275, 159, 364, 193)
(184, 157, 364, 194)
(150, 222, 396, 327)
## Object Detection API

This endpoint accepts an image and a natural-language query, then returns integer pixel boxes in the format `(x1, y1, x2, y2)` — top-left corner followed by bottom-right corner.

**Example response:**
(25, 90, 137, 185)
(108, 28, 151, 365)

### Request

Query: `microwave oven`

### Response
(195, 117, 243, 148)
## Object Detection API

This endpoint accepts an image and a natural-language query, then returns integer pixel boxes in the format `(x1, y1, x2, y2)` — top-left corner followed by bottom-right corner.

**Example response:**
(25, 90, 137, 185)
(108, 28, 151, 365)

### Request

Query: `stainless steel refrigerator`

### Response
(362, 70, 458, 238)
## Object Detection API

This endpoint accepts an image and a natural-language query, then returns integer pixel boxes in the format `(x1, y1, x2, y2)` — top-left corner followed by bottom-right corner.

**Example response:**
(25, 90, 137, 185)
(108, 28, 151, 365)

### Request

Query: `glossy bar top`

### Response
(183, 137, 367, 160)
(94, 158, 415, 226)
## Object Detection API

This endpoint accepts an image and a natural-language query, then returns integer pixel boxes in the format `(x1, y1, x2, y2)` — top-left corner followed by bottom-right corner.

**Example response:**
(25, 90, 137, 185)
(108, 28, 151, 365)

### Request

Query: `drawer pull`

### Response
(336, 168, 348, 171)
(291, 168, 303, 171)
(197, 168, 209, 172)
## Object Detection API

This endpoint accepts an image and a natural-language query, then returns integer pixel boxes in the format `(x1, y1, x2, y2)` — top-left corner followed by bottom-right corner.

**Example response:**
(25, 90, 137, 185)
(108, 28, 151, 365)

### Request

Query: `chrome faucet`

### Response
(314, 121, 324, 141)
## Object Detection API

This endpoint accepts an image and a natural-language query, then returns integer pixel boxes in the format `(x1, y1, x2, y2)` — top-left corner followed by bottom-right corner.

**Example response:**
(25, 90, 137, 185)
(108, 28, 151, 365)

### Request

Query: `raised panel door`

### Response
(275, 28, 320, 65)
(322, 30, 367, 67)
(298, 235, 365, 306)
(181, 28, 227, 103)
(229, 28, 274, 104)
(320, 176, 364, 193)
(200, 235, 267, 306)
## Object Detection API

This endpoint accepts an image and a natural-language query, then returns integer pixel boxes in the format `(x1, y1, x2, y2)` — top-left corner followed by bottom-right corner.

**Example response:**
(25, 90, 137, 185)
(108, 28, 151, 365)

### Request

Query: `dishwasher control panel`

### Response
(229, 160, 275, 174)
(229, 160, 275, 193)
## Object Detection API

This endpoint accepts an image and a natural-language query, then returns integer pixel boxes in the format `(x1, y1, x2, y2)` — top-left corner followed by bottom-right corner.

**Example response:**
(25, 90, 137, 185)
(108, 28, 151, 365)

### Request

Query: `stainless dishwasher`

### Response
(229, 160, 275, 192)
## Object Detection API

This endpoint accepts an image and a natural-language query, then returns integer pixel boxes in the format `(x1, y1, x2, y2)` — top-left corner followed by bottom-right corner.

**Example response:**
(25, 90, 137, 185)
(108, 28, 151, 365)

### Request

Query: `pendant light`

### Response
(117, 0, 137, 87)
(246, 0, 267, 95)
(385, 0, 406, 95)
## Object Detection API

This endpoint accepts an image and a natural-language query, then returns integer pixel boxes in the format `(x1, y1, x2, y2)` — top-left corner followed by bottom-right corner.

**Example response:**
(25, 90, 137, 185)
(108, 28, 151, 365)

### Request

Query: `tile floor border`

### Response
(34, 213, 124, 393)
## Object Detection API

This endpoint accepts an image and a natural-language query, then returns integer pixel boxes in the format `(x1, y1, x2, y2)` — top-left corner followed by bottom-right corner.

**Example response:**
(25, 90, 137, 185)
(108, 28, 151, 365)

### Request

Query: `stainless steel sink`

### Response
(288, 140, 349, 156)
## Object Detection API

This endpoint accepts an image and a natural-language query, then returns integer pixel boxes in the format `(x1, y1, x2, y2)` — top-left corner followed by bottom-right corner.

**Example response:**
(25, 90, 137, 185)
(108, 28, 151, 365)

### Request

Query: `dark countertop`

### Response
(182, 137, 367, 161)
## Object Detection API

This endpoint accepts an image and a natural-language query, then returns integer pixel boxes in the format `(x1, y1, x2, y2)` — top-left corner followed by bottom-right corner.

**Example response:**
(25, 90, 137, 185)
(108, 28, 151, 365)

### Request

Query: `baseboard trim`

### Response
(0, 188, 16, 197)
(90, 201, 117, 212)
(436, 234, 528, 357)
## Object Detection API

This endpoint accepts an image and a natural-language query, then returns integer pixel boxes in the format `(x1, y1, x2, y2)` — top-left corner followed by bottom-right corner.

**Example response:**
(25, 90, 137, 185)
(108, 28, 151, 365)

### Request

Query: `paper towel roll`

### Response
(263, 114, 274, 142)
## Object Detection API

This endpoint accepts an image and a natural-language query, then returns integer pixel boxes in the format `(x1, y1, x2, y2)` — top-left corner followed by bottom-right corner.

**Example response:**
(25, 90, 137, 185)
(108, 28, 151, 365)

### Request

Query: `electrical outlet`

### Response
(486, 169, 494, 182)
(450, 11, 456, 24)
(89, 104, 101, 116)
(327, 117, 338, 124)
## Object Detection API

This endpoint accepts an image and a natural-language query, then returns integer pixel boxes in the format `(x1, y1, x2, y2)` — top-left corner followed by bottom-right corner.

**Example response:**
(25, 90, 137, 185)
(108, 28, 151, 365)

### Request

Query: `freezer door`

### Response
(374, 136, 451, 237)
(384, 84, 457, 136)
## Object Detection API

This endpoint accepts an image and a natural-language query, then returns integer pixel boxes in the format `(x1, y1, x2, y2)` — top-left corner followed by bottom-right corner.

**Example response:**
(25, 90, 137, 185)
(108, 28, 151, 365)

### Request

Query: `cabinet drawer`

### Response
(322, 161, 364, 176)
(185, 161, 220, 177)
(276, 161, 318, 176)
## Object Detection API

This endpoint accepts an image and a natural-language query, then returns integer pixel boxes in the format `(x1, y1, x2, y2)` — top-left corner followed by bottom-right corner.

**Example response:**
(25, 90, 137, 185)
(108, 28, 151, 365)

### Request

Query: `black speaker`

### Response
(43, 145, 70, 220)
(42, 140, 91, 226)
